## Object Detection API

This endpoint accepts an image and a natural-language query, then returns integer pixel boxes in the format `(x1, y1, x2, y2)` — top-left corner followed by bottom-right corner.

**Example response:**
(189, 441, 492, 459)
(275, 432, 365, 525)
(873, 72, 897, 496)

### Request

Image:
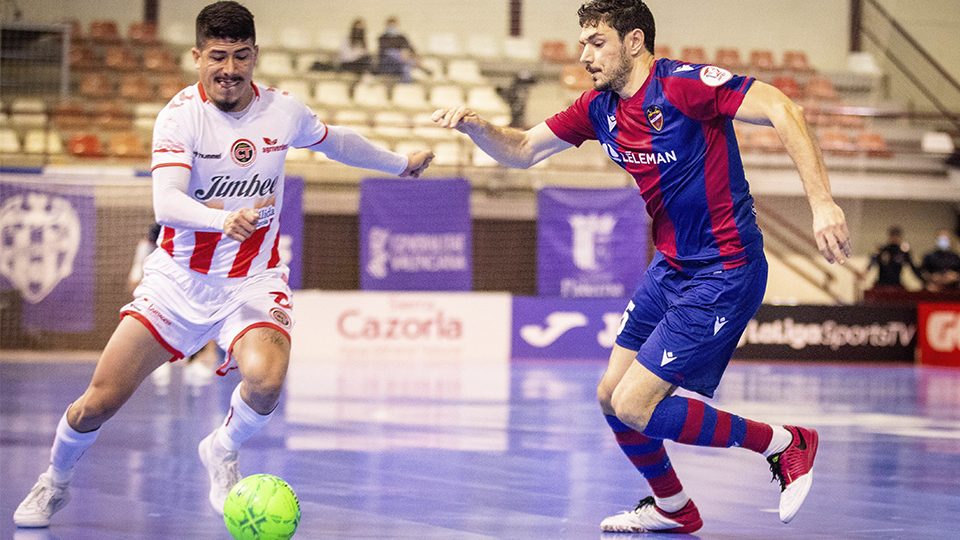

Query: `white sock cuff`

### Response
(217, 383, 273, 451)
(763, 425, 793, 457)
(228, 383, 273, 427)
(57, 410, 100, 445)
(654, 492, 690, 514)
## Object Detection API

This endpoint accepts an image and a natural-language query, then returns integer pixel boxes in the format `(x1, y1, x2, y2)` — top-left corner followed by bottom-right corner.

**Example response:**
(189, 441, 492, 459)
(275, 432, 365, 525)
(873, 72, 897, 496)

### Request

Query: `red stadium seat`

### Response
(49, 103, 89, 130)
(144, 48, 178, 73)
(70, 44, 100, 71)
(128, 22, 159, 44)
(714, 48, 743, 71)
(654, 45, 672, 60)
(804, 76, 840, 102)
(561, 64, 593, 91)
(540, 41, 570, 64)
(856, 130, 892, 158)
(680, 46, 708, 65)
(79, 73, 114, 99)
(119, 75, 155, 102)
(771, 76, 803, 100)
(88, 20, 121, 43)
(783, 50, 815, 73)
(158, 76, 190, 101)
(109, 132, 149, 158)
(818, 128, 855, 154)
(105, 46, 137, 71)
(749, 49, 777, 72)
(67, 134, 105, 157)
(93, 102, 133, 130)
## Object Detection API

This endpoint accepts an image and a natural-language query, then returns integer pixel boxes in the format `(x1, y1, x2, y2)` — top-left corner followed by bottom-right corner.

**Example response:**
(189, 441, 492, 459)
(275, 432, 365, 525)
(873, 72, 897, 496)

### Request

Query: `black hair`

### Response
(195, 1, 256, 49)
(578, 0, 656, 54)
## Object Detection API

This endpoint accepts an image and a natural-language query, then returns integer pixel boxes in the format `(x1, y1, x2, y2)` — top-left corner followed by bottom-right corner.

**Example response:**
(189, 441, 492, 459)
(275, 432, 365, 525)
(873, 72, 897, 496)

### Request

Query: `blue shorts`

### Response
(615, 252, 768, 398)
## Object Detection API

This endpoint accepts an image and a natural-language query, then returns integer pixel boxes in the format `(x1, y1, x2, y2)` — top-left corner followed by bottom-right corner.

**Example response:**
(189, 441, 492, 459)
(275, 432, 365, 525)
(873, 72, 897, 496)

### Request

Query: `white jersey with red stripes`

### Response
(151, 81, 327, 278)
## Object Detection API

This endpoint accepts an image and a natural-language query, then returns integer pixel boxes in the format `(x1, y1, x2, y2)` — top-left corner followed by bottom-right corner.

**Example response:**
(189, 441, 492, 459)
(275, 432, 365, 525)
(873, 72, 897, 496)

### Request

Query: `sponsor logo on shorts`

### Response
(270, 307, 291, 328)
(146, 302, 172, 326)
(231, 139, 256, 167)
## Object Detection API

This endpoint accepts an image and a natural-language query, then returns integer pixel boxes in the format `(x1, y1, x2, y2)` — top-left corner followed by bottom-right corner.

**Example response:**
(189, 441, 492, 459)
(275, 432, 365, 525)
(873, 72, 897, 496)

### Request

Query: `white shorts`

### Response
(121, 250, 295, 375)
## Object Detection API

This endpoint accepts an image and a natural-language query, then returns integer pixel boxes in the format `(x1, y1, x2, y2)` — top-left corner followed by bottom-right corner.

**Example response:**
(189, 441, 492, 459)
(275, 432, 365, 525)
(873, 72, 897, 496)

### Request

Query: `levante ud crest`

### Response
(645, 105, 664, 132)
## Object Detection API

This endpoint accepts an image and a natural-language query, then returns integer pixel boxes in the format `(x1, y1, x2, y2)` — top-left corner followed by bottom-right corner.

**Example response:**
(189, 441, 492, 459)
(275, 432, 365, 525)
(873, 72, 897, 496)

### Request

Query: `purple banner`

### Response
(279, 175, 304, 289)
(359, 178, 472, 291)
(537, 187, 647, 297)
(511, 296, 628, 359)
(0, 181, 96, 332)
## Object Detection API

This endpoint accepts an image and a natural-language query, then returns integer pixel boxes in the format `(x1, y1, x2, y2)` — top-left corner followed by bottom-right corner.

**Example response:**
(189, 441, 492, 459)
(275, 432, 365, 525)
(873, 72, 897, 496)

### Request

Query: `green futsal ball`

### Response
(223, 474, 301, 540)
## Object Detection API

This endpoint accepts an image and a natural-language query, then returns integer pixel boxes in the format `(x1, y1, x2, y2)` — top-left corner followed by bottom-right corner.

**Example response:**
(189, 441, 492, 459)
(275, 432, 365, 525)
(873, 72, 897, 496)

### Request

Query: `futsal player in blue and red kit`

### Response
(434, 0, 851, 533)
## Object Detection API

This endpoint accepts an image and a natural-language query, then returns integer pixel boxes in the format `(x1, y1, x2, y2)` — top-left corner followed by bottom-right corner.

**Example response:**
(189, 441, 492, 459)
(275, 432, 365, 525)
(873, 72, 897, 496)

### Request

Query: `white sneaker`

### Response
(14, 472, 71, 528)
(600, 496, 703, 534)
(198, 429, 240, 515)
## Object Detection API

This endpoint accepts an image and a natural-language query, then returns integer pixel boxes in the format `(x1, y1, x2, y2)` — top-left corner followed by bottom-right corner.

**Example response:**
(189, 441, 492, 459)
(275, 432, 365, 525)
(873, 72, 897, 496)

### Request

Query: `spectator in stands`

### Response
(339, 18, 372, 74)
(920, 230, 960, 292)
(377, 16, 418, 81)
(866, 226, 919, 288)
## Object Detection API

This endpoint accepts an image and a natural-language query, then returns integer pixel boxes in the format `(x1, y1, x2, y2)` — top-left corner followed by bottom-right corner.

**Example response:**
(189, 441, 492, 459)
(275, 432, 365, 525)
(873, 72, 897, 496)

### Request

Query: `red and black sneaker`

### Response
(600, 496, 703, 534)
(768, 425, 819, 523)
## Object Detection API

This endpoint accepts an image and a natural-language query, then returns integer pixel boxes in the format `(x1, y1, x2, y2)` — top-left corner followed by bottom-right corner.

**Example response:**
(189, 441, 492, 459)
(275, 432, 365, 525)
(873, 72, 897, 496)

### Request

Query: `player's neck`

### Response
(617, 53, 656, 100)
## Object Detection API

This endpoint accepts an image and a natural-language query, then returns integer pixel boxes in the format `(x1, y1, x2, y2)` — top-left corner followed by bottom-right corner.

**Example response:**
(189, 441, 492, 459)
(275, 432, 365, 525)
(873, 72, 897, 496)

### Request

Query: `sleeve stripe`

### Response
(151, 163, 192, 172)
(306, 122, 329, 147)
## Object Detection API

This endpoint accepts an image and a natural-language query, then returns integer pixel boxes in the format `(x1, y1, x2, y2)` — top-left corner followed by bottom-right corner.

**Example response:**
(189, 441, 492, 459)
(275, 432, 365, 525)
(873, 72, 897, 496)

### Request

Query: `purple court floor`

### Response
(2, 355, 959, 540)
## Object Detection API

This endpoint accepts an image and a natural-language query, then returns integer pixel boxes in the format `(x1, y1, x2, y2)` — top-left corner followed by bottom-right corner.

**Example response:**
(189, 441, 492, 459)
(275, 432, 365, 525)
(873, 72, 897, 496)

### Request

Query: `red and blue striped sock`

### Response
(641, 396, 773, 453)
(605, 415, 684, 500)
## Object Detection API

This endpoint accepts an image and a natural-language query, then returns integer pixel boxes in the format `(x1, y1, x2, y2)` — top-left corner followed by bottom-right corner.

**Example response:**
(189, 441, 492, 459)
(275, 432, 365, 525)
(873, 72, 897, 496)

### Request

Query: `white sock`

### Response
(215, 383, 273, 452)
(654, 491, 689, 514)
(48, 410, 100, 484)
(763, 426, 793, 457)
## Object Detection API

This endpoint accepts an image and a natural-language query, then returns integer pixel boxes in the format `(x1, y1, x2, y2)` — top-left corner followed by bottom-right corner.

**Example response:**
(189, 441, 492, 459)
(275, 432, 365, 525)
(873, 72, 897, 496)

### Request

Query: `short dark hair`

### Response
(578, 0, 655, 54)
(196, 1, 256, 49)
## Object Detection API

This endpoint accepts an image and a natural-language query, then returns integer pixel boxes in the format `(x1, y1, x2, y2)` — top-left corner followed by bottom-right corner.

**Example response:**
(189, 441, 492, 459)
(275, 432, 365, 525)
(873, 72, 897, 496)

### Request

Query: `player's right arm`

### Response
(152, 165, 258, 242)
(431, 106, 572, 169)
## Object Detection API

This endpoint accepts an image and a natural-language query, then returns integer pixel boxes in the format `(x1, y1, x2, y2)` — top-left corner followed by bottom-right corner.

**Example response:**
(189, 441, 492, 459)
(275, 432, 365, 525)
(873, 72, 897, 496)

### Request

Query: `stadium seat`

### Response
(783, 50, 815, 73)
(258, 52, 294, 77)
(67, 134, 105, 157)
(158, 76, 190, 101)
(714, 48, 744, 71)
(372, 111, 412, 139)
(466, 35, 499, 58)
(93, 102, 133, 130)
(10, 99, 46, 127)
(109, 132, 149, 158)
(161, 21, 193, 46)
(144, 48, 179, 73)
(411, 112, 455, 141)
(353, 81, 390, 109)
(392, 83, 430, 110)
(67, 19, 83, 41)
(133, 102, 164, 131)
(561, 64, 593, 91)
(427, 33, 461, 56)
(541, 41, 570, 64)
(394, 139, 432, 156)
(749, 49, 777, 72)
(771, 76, 803, 100)
(818, 128, 855, 154)
(23, 130, 63, 155)
(120, 75, 155, 102)
(128, 22, 159, 44)
(50, 103, 88, 130)
(417, 57, 446, 83)
(0, 129, 20, 153)
(680, 47, 708, 64)
(654, 45, 672, 60)
(314, 80, 352, 107)
(332, 110, 371, 136)
(503, 37, 537, 61)
(279, 27, 312, 50)
(70, 44, 100, 71)
(466, 86, 509, 114)
(432, 141, 463, 166)
(105, 46, 138, 71)
(921, 131, 955, 154)
(88, 20, 121, 42)
(856, 130, 892, 157)
(429, 85, 465, 109)
(447, 59, 484, 84)
(804, 76, 840, 101)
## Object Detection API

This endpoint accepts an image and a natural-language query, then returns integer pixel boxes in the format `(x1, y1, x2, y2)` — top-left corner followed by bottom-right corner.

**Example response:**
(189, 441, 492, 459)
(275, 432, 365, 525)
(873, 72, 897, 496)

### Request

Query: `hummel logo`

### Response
(607, 114, 617, 132)
(674, 65, 696, 73)
(714, 316, 729, 335)
(661, 350, 677, 367)
(263, 137, 278, 145)
(795, 429, 807, 450)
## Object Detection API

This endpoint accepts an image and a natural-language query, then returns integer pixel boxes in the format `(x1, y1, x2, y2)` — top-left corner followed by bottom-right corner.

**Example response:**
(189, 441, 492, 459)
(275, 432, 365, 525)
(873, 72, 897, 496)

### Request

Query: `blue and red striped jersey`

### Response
(545, 58, 763, 272)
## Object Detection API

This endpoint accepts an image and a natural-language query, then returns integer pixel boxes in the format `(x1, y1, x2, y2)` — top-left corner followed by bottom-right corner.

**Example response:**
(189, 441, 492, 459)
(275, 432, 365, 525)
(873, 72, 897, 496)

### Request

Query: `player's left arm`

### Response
(734, 80, 851, 264)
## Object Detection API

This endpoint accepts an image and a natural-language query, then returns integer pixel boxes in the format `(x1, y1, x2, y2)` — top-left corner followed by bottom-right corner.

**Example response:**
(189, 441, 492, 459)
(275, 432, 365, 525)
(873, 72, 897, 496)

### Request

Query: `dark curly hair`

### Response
(578, 0, 655, 54)
(195, 1, 256, 49)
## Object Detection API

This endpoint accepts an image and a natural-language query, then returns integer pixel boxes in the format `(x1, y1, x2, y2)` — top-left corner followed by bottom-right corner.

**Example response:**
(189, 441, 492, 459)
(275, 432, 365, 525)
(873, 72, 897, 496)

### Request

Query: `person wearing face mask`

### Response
(339, 18, 372, 73)
(377, 16, 418, 81)
(920, 230, 960, 292)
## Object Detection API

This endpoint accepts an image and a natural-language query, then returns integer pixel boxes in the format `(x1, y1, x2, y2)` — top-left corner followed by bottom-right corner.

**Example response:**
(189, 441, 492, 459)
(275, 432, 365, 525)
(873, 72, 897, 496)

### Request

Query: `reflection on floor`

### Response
(1, 357, 959, 539)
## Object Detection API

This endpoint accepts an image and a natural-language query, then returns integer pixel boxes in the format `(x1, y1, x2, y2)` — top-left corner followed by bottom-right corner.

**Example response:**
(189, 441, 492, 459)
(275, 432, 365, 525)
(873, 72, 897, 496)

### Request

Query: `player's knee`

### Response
(610, 388, 654, 432)
(597, 382, 616, 415)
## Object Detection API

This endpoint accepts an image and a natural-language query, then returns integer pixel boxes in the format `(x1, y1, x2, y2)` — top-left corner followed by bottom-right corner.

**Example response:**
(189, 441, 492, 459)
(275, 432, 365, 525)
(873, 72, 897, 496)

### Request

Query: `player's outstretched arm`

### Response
(432, 106, 571, 169)
(735, 81, 851, 265)
(308, 125, 433, 177)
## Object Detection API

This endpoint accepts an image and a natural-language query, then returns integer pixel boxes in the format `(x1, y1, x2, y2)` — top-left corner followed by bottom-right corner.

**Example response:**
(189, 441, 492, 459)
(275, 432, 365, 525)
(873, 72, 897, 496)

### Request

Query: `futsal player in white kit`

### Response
(14, 1, 433, 528)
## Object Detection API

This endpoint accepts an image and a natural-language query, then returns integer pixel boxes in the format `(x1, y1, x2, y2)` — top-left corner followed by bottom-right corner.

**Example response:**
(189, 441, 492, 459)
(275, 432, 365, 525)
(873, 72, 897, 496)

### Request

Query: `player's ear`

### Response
(626, 29, 645, 57)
